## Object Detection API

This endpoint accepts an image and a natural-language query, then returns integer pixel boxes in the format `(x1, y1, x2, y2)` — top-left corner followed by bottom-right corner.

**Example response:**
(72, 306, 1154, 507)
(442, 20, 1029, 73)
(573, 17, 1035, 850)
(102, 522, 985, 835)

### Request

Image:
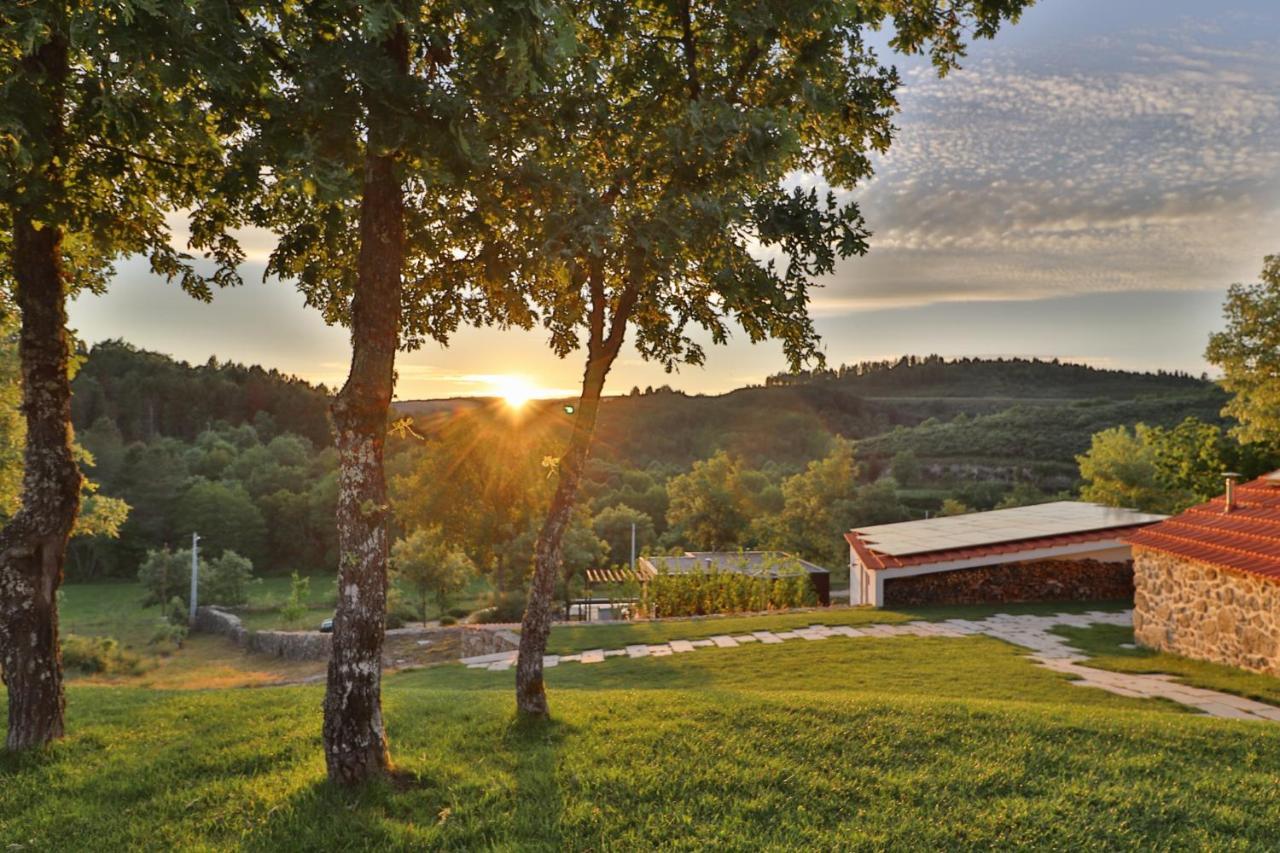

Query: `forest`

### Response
(31, 341, 1252, 625)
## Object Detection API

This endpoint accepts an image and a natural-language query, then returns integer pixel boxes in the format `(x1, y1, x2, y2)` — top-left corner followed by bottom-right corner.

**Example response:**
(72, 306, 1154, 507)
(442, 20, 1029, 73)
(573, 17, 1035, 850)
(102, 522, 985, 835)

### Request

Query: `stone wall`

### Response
(190, 607, 518, 663)
(248, 629, 332, 661)
(1133, 547, 1280, 675)
(883, 559, 1134, 608)
(192, 606, 248, 645)
(459, 627, 520, 657)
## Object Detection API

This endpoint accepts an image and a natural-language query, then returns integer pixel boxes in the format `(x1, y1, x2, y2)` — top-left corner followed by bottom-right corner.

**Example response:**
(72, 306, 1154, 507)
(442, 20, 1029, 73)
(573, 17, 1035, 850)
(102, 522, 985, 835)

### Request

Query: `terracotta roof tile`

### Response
(1127, 475, 1280, 581)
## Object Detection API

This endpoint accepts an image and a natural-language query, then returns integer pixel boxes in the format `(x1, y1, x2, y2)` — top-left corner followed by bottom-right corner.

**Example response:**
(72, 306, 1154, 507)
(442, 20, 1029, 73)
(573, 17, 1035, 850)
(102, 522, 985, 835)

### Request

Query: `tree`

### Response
(1206, 255, 1280, 445)
(938, 498, 972, 517)
(138, 546, 254, 609)
(0, 2, 246, 750)
(666, 452, 753, 551)
(891, 450, 922, 488)
(592, 504, 655, 567)
(231, 2, 564, 783)
(1076, 426, 1176, 514)
(390, 528, 476, 622)
(507, 0, 1031, 717)
(174, 480, 267, 566)
(754, 438, 861, 568)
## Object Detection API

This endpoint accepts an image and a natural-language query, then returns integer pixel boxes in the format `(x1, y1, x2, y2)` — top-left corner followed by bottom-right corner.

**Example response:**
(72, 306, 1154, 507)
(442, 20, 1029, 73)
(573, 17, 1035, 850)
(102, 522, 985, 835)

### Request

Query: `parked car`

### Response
(319, 617, 334, 633)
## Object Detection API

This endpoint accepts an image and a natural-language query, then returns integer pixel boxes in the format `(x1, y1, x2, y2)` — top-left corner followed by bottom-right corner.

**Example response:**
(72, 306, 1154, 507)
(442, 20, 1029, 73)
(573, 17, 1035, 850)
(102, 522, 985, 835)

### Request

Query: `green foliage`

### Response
(280, 572, 311, 626)
(71, 342, 333, 446)
(1076, 426, 1179, 513)
(175, 479, 267, 565)
(643, 562, 816, 619)
(1206, 255, 1280, 445)
(592, 504, 655, 566)
(666, 452, 760, 551)
(60, 635, 147, 676)
(137, 546, 254, 609)
(390, 527, 477, 622)
(1078, 418, 1279, 514)
(892, 450, 922, 488)
(938, 498, 972, 517)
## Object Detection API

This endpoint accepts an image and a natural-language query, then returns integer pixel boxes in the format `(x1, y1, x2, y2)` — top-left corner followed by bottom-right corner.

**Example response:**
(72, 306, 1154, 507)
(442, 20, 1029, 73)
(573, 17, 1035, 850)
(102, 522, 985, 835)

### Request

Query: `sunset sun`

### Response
(490, 375, 538, 409)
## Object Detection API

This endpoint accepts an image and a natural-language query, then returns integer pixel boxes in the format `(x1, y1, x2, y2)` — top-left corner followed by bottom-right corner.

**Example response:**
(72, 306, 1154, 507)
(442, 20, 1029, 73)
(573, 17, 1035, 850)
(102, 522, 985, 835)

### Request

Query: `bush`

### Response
(439, 616, 458, 626)
(642, 566, 817, 618)
(138, 546, 255, 609)
(447, 607, 469, 619)
(61, 635, 148, 676)
(149, 622, 188, 650)
(280, 572, 311, 625)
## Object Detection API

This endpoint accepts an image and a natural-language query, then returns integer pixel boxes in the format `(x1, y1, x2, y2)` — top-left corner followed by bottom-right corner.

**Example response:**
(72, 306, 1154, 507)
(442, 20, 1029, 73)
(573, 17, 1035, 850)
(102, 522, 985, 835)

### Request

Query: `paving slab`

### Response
(626, 644, 651, 658)
(543, 655, 559, 668)
(753, 631, 783, 644)
(580, 649, 605, 664)
(710, 635, 739, 649)
(669, 640, 696, 653)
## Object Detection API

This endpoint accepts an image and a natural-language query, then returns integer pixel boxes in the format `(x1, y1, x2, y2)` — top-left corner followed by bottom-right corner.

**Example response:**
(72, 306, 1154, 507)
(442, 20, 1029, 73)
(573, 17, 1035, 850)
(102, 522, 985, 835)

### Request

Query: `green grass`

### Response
(5, 632, 1280, 849)
(1053, 623, 1280, 707)
(546, 599, 1130, 655)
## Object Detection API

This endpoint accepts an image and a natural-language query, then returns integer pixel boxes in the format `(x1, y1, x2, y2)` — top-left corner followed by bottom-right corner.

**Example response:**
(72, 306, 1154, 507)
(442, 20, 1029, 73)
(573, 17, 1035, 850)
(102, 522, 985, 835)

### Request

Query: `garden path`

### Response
(459, 609, 1280, 722)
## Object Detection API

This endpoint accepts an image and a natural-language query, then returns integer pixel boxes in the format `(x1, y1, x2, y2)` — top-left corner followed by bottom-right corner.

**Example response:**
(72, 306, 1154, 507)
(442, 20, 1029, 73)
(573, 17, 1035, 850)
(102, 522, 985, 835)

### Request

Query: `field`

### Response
(6, 607, 1280, 848)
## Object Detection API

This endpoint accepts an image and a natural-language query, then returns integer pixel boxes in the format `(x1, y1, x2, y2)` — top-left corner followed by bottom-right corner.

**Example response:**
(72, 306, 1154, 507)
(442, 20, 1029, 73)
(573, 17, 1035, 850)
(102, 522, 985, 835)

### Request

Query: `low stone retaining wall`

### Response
(883, 559, 1134, 607)
(1133, 547, 1280, 675)
(192, 606, 248, 645)
(192, 606, 519, 663)
(460, 627, 520, 657)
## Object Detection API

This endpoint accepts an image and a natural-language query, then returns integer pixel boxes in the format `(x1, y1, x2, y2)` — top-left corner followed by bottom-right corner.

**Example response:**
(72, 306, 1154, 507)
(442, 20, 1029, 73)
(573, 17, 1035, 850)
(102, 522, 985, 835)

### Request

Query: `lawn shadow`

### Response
(504, 713, 570, 850)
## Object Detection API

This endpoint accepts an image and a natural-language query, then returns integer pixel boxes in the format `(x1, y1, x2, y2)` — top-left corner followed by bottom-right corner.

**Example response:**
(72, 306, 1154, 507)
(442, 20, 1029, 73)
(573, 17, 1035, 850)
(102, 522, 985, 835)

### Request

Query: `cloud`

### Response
(820, 13, 1280, 311)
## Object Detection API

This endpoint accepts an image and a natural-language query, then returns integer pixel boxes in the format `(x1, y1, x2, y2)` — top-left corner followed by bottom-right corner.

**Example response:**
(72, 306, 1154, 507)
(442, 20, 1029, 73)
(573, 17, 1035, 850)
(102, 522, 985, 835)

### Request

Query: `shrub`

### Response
(61, 635, 148, 676)
(138, 546, 255, 610)
(149, 622, 188, 650)
(447, 607, 470, 619)
(642, 565, 817, 618)
(439, 616, 458, 626)
(280, 571, 311, 625)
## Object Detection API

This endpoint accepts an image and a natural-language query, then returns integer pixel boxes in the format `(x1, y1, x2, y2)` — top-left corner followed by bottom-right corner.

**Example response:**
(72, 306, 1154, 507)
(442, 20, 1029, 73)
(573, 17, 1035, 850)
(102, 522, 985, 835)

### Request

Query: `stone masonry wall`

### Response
(883, 559, 1134, 608)
(1133, 547, 1280, 676)
(191, 606, 519, 663)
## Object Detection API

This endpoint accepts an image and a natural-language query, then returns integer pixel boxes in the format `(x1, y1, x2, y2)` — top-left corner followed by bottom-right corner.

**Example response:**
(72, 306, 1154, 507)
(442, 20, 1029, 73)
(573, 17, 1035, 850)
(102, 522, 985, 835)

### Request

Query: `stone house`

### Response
(846, 501, 1166, 607)
(1128, 473, 1280, 675)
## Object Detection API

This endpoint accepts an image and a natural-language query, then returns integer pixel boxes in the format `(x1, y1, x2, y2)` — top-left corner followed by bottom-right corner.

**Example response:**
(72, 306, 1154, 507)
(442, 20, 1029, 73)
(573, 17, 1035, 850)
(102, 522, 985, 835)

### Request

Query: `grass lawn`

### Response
(4, 633, 1280, 848)
(545, 599, 1130, 655)
(1053, 622, 1280, 707)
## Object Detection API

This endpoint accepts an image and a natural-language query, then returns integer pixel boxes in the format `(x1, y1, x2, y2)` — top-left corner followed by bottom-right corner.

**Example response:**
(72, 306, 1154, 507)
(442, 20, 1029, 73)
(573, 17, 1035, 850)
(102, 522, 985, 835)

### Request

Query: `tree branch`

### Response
(678, 0, 701, 100)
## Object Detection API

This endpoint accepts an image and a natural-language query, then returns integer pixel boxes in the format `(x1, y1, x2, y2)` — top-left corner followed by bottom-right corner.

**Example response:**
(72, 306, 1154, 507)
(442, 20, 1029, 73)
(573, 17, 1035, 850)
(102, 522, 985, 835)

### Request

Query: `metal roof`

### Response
(852, 501, 1167, 558)
(1127, 474, 1280, 581)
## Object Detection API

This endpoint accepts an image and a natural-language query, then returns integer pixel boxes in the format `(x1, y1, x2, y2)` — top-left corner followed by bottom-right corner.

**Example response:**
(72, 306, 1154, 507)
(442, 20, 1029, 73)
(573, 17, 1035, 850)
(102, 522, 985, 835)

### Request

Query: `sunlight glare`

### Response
(491, 375, 538, 409)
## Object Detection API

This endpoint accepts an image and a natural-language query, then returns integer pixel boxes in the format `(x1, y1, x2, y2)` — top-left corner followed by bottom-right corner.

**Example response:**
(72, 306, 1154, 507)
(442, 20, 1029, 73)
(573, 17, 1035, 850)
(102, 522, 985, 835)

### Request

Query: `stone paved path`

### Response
(459, 609, 1280, 722)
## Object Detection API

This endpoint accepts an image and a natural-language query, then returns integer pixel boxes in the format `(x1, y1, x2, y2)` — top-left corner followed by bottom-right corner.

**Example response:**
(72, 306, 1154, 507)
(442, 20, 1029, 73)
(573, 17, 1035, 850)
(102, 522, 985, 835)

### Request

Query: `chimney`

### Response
(1223, 472, 1241, 513)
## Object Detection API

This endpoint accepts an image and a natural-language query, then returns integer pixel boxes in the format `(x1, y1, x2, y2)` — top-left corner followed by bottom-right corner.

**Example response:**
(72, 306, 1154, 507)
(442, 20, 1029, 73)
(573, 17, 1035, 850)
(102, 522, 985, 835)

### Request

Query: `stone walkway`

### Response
(459, 609, 1280, 722)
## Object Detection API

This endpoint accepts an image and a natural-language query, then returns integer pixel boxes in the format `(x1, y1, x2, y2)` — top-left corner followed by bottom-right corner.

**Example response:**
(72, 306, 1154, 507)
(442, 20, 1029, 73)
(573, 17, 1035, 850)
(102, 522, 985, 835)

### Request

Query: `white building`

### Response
(846, 501, 1166, 608)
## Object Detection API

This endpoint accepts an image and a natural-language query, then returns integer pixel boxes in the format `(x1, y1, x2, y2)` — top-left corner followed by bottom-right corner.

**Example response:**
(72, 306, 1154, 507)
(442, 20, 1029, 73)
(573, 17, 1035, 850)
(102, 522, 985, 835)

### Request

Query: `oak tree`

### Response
(0, 1, 244, 750)
(230, 0, 566, 782)
(478, 0, 1033, 717)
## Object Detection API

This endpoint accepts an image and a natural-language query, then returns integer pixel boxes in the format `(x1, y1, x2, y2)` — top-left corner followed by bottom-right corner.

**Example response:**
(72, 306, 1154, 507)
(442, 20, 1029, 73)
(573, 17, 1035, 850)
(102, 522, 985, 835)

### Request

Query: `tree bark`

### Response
(515, 277, 637, 717)
(0, 30, 80, 753)
(321, 25, 408, 785)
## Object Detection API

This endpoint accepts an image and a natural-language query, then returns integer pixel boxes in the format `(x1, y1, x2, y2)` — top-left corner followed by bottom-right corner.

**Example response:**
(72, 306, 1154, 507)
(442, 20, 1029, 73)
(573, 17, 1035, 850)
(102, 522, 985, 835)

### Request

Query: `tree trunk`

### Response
(516, 279, 637, 717)
(321, 26, 407, 786)
(0, 31, 80, 753)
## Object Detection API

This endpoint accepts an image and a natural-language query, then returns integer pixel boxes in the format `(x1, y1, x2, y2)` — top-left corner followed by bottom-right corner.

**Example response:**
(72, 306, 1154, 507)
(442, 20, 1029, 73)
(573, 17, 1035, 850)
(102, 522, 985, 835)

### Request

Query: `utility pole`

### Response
(189, 531, 201, 624)
(630, 521, 636, 571)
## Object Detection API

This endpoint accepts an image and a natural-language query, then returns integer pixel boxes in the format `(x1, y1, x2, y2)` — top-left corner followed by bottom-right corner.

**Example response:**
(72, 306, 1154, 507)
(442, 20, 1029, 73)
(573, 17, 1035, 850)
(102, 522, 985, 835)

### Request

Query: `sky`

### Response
(68, 0, 1280, 400)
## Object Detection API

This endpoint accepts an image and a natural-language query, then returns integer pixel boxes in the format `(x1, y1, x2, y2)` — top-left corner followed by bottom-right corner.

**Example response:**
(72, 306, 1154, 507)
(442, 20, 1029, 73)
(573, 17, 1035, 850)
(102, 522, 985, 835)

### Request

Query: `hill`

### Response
(71, 340, 334, 446)
(396, 357, 1228, 474)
